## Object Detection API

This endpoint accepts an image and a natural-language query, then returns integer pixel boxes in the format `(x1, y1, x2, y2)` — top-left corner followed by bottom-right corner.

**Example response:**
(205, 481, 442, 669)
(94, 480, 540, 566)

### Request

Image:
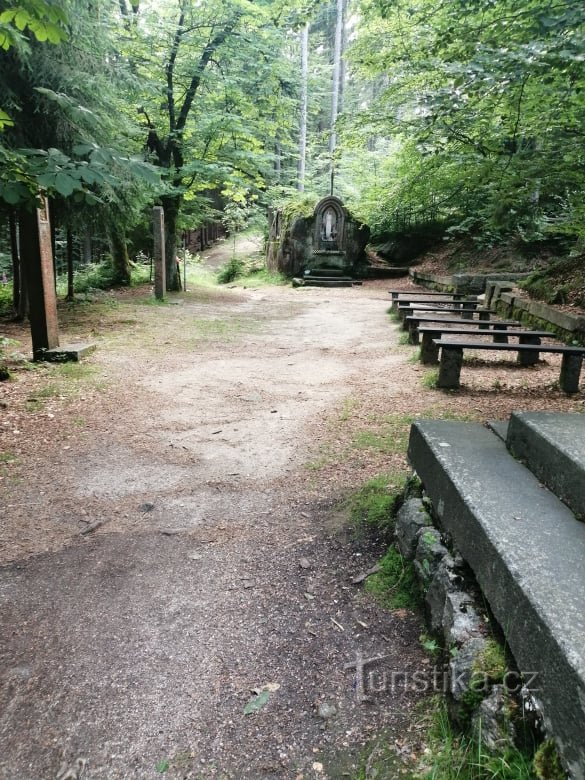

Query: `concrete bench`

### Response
(391, 295, 478, 311)
(389, 290, 464, 300)
(434, 339, 585, 393)
(404, 315, 520, 344)
(397, 304, 495, 327)
(418, 327, 554, 365)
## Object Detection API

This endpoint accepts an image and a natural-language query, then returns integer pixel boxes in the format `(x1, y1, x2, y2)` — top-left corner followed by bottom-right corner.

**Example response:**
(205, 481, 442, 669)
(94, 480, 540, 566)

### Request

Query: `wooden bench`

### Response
(417, 327, 555, 365)
(397, 304, 494, 327)
(433, 340, 585, 393)
(405, 315, 520, 344)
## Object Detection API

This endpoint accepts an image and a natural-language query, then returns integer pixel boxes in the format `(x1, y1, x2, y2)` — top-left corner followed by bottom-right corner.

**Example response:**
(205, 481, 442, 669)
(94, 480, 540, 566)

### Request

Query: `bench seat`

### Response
(418, 327, 554, 364)
(433, 339, 585, 393)
(398, 304, 494, 327)
(404, 315, 520, 344)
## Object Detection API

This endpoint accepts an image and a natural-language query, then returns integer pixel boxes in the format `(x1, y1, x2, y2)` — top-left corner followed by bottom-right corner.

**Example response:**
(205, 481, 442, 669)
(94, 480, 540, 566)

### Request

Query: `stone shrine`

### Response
(266, 195, 369, 278)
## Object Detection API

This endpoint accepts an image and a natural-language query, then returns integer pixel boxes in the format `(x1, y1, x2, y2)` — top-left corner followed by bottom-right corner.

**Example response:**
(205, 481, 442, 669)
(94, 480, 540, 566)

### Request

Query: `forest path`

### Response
(2, 241, 582, 779)
(1, 249, 431, 779)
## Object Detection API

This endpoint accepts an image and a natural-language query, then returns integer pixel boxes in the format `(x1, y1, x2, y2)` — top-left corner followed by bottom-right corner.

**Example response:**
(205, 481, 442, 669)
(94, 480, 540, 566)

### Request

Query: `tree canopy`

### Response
(1, 0, 584, 289)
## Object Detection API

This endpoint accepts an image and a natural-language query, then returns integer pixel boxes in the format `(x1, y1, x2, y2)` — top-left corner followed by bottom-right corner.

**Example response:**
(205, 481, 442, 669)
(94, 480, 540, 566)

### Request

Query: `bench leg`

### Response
(438, 346, 463, 389)
(492, 327, 508, 343)
(518, 336, 540, 365)
(479, 310, 491, 322)
(560, 353, 583, 393)
(408, 320, 419, 345)
(420, 332, 440, 364)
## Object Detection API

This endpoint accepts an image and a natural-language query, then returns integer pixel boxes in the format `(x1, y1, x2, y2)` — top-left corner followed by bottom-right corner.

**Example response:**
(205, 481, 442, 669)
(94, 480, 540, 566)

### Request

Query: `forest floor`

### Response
(1, 238, 584, 780)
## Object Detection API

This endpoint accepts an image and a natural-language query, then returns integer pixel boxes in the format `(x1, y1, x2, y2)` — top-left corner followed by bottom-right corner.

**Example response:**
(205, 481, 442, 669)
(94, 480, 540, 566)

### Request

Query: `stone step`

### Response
(304, 268, 347, 278)
(506, 411, 585, 522)
(36, 342, 97, 363)
(302, 279, 355, 287)
(408, 420, 585, 778)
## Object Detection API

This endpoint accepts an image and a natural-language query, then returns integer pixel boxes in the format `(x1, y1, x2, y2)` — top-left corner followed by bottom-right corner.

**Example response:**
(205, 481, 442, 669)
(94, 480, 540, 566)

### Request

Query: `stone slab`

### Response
(507, 412, 585, 521)
(408, 420, 585, 778)
(37, 342, 97, 363)
(486, 420, 508, 441)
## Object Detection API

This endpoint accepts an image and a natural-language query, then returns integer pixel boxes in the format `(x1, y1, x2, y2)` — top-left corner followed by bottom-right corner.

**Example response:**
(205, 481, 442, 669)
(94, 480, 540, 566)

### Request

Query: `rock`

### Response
(395, 498, 431, 560)
(139, 502, 155, 513)
(299, 558, 311, 570)
(443, 590, 483, 646)
(424, 554, 461, 634)
(414, 527, 448, 587)
(316, 702, 337, 720)
(450, 636, 488, 702)
(473, 685, 514, 751)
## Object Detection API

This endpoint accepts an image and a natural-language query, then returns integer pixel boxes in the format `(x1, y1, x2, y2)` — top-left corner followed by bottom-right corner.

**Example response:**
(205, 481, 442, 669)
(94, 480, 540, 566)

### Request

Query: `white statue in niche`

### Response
(321, 206, 338, 242)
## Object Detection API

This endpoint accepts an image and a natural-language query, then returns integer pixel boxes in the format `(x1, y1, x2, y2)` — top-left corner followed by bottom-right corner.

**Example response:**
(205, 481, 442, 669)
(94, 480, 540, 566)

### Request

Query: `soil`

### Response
(1, 239, 584, 780)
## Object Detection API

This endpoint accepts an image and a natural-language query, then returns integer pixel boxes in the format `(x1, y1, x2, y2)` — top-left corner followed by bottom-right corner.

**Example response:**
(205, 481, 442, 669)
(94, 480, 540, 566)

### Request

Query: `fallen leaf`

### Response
(244, 689, 271, 715)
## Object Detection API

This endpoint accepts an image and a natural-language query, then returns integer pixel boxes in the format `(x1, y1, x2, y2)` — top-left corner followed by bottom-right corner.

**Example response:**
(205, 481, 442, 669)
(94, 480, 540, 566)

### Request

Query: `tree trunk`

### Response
(329, 0, 344, 195)
(298, 22, 309, 192)
(161, 195, 182, 291)
(9, 211, 20, 314)
(108, 224, 132, 286)
(83, 230, 92, 264)
(66, 228, 74, 300)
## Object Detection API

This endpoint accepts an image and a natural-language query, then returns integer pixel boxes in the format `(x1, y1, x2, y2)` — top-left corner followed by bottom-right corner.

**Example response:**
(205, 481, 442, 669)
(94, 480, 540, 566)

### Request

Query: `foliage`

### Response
(346, 0, 585, 250)
(365, 546, 421, 610)
(217, 257, 245, 284)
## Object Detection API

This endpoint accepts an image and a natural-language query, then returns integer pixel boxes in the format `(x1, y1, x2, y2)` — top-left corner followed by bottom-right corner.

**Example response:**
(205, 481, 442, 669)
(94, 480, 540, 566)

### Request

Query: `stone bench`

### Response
(389, 289, 464, 300)
(434, 339, 585, 393)
(398, 304, 495, 327)
(404, 315, 520, 344)
(392, 298, 478, 314)
(408, 419, 585, 776)
(418, 327, 554, 365)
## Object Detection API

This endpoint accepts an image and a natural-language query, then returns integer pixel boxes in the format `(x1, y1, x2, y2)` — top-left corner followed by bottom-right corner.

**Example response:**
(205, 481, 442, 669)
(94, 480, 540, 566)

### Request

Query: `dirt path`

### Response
(1, 243, 583, 779)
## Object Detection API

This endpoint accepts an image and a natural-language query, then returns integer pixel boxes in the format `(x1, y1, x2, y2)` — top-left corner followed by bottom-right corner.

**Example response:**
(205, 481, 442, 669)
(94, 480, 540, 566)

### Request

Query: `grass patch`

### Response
(36, 383, 62, 398)
(398, 331, 412, 346)
(347, 473, 406, 535)
(0, 451, 17, 464)
(54, 362, 95, 380)
(365, 546, 421, 610)
(339, 397, 357, 422)
(387, 306, 401, 322)
(408, 347, 422, 363)
(422, 369, 439, 389)
(353, 413, 416, 457)
(416, 697, 535, 780)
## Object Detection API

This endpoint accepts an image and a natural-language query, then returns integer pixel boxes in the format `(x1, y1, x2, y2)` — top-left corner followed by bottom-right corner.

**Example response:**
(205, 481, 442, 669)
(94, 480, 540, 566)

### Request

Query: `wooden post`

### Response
(153, 206, 166, 300)
(19, 197, 60, 359)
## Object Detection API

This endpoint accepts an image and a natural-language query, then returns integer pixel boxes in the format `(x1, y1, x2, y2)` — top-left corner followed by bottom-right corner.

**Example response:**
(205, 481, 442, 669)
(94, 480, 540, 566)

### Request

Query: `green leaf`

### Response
(155, 758, 169, 774)
(243, 689, 270, 715)
(14, 9, 31, 31)
(54, 171, 77, 197)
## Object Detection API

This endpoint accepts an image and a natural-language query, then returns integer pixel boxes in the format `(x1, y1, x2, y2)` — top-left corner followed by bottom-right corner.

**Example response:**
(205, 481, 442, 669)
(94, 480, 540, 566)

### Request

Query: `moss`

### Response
(473, 639, 507, 684)
(365, 546, 422, 610)
(347, 473, 406, 535)
(533, 740, 566, 780)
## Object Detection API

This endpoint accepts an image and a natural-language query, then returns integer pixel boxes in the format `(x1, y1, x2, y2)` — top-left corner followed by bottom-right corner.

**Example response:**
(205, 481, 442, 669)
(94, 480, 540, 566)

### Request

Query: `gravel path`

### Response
(0, 266, 429, 779)
(2, 246, 583, 779)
